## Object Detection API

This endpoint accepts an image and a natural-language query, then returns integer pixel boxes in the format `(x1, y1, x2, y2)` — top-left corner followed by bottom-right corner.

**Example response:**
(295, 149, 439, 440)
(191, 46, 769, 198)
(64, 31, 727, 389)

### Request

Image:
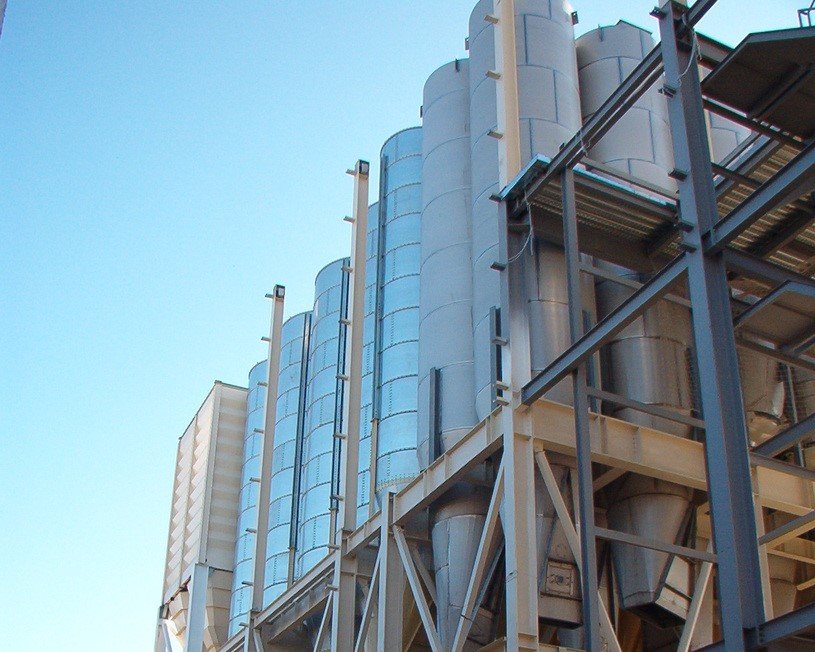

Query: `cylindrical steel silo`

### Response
(296, 258, 349, 578)
(577, 21, 695, 628)
(357, 202, 380, 526)
(418, 60, 477, 464)
(375, 128, 423, 501)
(263, 312, 311, 605)
(228, 360, 268, 637)
(469, 0, 583, 415)
(419, 58, 487, 649)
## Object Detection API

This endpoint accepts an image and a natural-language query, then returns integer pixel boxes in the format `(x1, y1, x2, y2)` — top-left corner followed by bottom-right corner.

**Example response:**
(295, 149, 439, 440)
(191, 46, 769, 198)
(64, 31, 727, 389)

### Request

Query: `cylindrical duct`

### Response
(357, 202, 380, 526)
(468, 0, 582, 415)
(228, 360, 268, 637)
(577, 21, 695, 627)
(263, 312, 311, 605)
(296, 258, 349, 578)
(375, 128, 423, 500)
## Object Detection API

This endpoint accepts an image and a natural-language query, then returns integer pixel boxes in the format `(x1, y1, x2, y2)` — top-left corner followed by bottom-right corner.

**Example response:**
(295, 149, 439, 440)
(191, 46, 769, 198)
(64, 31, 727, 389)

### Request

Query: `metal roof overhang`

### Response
(703, 26, 815, 140)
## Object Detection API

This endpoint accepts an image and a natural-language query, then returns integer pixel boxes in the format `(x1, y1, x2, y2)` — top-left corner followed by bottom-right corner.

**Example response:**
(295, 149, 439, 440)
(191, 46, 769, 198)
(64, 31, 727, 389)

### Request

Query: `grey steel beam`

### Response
(561, 167, 601, 650)
(745, 602, 815, 650)
(758, 508, 815, 547)
(704, 139, 815, 254)
(522, 253, 687, 404)
(735, 336, 815, 375)
(702, 98, 804, 149)
(753, 413, 815, 458)
(750, 204, 815, 258)
(587, 386, 705, 430)
(732, 281, 815, 330)
(594, 526, 717, 563)
(658, 2, 766, 645)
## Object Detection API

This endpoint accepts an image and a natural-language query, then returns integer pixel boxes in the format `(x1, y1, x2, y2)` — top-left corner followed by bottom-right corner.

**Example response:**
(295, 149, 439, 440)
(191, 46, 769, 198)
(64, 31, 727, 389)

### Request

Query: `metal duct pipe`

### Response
(738, 346, 785, 444)
(228, 359, 268, 637)
(296, 258, 350, 578)
(577, 21, 695, 628)
(263, 312, 311, 605)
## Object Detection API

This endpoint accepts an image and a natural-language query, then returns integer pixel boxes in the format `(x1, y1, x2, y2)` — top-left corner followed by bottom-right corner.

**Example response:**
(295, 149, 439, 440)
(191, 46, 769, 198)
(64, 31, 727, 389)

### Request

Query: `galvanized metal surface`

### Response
(227, 360, 268, 636)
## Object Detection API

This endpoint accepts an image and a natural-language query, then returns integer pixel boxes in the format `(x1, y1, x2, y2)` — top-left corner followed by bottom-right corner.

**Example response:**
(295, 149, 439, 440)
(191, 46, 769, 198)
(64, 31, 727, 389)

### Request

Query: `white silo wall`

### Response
(418, 59, 477, 464)
(262, 312, 311, 605)
(419, 59, 489, 649)
(577, 21, 695, 628)
(468, 0, 582, 416)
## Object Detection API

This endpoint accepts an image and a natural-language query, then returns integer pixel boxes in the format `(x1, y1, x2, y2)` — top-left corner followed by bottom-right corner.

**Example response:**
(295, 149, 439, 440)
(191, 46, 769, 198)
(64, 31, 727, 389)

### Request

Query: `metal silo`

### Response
(469, 0, 582, 415)
(577, 21, 696, 628)
(418, 59, 477, 465)
(419, 58, 487, 649)
(374, 128, 423, 501)
(228, 360, 268, 637)
(469, 0, 587, 638)
(357, 202, 379, 525)
(296, 258, 349, 578)
(262, 312, 311, 605)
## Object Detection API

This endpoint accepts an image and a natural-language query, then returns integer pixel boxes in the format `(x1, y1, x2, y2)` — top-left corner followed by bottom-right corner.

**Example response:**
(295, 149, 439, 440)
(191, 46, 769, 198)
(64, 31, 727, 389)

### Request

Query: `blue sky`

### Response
(0, 1, 801, 649)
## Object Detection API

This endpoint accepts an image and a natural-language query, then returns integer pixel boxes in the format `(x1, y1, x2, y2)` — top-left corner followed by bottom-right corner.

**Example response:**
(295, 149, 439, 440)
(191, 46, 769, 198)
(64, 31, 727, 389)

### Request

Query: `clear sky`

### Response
(0, 1, 802, 649)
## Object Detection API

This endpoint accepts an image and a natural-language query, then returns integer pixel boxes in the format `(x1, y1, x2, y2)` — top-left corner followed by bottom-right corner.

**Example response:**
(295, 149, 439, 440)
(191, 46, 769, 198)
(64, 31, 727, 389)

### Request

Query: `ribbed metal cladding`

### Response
(374, 127, 423, 501)
(228, 359, 268, 637)
(263, 311, 311, 605)
(296, 258, 349, 578)
(357, 201, 379, 525)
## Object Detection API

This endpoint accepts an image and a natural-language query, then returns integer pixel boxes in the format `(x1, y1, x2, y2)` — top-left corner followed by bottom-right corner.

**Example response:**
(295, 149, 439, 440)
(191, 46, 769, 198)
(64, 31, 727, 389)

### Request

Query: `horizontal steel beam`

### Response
(753, 412, 815, 458)
(759, 508, 815, 547)
(587, 386, 705, 430)
(522, 254, 687, 404)
(705, 139, 815, 253)
(526, 398, 815, 517)
(745, 601, 815, 650)
(594, 526, 716, 563)
(750, 451, 815, 483)
(735, 335, 815, 375)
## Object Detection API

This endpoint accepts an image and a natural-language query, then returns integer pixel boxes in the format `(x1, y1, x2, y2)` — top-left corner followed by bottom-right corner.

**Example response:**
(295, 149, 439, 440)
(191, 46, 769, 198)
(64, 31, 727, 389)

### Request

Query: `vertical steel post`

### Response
(244, 285, 286, 649)
(492, 0, 540, 649)
(561, 168, 601, 648)
(376, 493, 404, 650)
(185, 563, 209, 652)
(657, 1, 765, 645)
(330, 160, 370, 651)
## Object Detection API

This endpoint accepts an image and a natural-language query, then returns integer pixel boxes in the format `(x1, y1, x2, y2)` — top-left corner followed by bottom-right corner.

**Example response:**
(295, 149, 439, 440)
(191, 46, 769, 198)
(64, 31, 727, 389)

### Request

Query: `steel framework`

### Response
(219, 1, 815, 650)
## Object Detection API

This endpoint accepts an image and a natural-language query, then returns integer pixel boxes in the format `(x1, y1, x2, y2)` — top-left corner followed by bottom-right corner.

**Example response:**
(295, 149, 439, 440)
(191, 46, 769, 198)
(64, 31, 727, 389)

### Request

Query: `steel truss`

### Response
(218, 1, 815, 650)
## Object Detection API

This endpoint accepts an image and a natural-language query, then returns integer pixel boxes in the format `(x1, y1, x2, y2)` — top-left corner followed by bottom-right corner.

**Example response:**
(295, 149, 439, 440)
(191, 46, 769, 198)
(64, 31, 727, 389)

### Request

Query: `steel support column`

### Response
(185, 563, 209, 652)
(376, 494, 403, 651)
(561, 168, 601, 649)
(330, 160, 370, 652)
(246, 285, 286, 648)
(658, 2, 766, 646)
